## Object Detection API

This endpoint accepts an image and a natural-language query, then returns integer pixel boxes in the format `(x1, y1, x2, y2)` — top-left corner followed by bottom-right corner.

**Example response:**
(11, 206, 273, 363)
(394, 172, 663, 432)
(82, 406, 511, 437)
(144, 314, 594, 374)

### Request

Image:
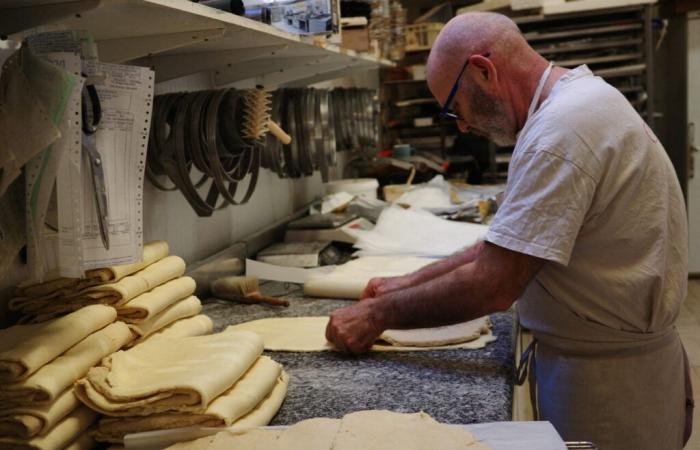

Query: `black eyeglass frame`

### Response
(439, 52, 491, 121)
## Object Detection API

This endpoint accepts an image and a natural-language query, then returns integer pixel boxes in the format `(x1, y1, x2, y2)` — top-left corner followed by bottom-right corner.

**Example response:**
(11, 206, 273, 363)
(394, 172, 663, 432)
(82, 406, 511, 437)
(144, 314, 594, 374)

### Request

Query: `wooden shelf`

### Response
(1, 0, 393, 87)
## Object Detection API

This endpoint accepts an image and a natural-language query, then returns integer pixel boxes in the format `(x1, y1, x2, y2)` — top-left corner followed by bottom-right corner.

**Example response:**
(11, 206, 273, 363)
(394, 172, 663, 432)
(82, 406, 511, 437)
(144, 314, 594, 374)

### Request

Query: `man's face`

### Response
(457, 80, 517, 147)
(429, 60, 517, 147)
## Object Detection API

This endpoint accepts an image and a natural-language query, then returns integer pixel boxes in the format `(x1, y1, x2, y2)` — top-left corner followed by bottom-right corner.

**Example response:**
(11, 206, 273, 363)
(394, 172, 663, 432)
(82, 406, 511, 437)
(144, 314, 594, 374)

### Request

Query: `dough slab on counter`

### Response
(11, 255, 186, 322)
(0, 305, 116, 382)
(0, 388, 79, 439)
(13, 241, 170, 300)
(0, 406, 97, 450)
(165, 410, 490, 450)
(380, 316, 492, 347)
(117, 276, 196, 322)
(0, 322, 133, 406)
(303, 256, 434, 299)
(94, 356, 285, 442)
(75, 330, 264, 416)
(226, 317, 496, 352)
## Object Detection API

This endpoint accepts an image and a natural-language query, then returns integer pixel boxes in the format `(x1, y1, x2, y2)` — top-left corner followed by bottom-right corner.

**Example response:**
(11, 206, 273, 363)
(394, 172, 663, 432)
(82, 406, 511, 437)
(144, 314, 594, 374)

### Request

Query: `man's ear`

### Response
(470, 54, 497, 85)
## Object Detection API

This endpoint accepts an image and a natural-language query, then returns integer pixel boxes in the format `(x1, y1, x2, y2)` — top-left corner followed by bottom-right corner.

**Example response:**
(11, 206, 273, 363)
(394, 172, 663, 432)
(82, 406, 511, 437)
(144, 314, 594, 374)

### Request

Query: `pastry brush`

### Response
(242, 86, 292, 145)
(211, 275, 289, 307)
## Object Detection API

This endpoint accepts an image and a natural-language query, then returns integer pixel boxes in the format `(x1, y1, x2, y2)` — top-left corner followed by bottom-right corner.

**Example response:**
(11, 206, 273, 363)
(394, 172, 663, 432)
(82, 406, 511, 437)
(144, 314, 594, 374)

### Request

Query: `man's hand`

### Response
(325, 300, 385, 354)
(360, 276, 412, 300)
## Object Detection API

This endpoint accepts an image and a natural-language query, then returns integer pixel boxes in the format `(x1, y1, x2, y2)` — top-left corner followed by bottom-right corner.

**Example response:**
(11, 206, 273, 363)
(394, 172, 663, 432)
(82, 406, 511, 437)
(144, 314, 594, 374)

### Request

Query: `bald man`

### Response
(325, 12, 692, 450)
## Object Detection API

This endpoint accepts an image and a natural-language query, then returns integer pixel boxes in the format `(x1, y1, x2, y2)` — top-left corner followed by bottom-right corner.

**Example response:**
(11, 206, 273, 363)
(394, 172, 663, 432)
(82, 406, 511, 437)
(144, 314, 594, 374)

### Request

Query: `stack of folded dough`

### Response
(0, 305, 134, 450)
(166, 410, 491, 450)
(75, 329, 289, 444)
(9, 241, 175, 322)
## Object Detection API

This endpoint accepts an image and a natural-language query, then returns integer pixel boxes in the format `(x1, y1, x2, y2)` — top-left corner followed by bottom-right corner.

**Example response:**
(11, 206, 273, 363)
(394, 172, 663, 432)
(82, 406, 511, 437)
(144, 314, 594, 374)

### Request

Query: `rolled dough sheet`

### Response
(94, 356, 284, 443)
(11, 255, 186, 320)
(0, 388, 79, 439)
(126, 295, 202, 344)
(272, 417, 342, 449)
(75, 330, 264, 416)
(0, 322, 133, 406)
(333, 410, 478, 450)
(0, 406, 97, 450)
(167, 429, 283, 450)
(117, 276, 196, 323)
(0, 304, 116, 382)
(13, 241, 169, 300)
(380, 316, 491, 347)
(303, 256, 434, 299)
(226, 317, 496, 352)
(140, 315, 214, 343)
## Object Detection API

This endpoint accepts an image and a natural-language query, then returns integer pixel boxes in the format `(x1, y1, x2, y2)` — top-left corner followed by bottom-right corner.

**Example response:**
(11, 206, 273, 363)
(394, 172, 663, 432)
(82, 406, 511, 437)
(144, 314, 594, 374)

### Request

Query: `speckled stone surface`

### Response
(202, 281, 515, 426)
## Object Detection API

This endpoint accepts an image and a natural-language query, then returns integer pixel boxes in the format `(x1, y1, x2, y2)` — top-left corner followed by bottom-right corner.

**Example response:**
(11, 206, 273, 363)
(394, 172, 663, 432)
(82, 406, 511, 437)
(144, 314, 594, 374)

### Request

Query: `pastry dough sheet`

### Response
(303, 256, 434, 300)
(75, 330, 264, 416)
(0, 305, 116, 382)
(94, 356, 284, 442)
(226, 317, 496, 352)
(164, 410, 489, 450)
(0, 322, 133, 406)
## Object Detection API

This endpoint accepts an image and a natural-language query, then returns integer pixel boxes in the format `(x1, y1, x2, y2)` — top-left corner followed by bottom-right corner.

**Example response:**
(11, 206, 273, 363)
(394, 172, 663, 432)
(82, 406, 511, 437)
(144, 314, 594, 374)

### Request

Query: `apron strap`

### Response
(683, 345, 695, 446)
(516, 338, 539, 419)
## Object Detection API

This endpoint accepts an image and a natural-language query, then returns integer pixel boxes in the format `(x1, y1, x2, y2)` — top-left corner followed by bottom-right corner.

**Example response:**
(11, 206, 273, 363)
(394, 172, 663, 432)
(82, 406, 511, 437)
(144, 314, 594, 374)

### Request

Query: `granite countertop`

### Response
(202, 281, 516, 426)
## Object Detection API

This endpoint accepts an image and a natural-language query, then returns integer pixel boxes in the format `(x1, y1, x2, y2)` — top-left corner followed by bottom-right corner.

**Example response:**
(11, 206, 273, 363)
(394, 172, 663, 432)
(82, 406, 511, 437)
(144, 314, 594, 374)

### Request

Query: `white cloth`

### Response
(485, 65, 689, 449)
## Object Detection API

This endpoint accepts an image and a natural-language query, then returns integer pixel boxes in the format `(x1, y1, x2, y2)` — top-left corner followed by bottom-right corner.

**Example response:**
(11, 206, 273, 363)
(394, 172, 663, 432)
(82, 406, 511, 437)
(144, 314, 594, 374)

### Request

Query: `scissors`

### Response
(81, 82, 110, 250)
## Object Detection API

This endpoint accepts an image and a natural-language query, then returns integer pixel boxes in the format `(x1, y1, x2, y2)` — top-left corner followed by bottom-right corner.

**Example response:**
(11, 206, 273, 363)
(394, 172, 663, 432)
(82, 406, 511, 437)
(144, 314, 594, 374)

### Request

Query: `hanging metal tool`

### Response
(81, 82, 110, 250)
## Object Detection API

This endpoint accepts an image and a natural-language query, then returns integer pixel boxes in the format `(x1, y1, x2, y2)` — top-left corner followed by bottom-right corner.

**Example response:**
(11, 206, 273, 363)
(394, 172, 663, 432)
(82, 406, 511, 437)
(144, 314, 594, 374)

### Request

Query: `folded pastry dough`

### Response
(0, 322, 133, 406)
(0, 406, 97, 450)
(13, 255, 186, 322)
(0, 305, 116, 382)
(0, 388, 79, 439)
(117, 277, 196, 323)
(94, 358, 285, 443)
(75, 330, 264, 416)
(126, 296, 202, 345)
(379, 316, 492, 347)
(63, 433, 96, 450)
(226, 317, 496, 352)
(141, 315, 214, 343)
(13, 241, 169, 300)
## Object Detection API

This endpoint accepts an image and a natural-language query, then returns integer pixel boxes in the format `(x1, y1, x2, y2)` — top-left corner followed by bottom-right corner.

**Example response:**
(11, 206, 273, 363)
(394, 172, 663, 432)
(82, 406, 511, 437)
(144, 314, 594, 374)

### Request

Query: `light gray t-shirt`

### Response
(485, 65, 688, 337)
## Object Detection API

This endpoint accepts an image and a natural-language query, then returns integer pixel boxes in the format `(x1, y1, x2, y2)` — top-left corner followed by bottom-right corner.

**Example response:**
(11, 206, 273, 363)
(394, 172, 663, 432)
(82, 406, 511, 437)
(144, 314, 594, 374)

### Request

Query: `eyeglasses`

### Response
(439, 52, 491, 121)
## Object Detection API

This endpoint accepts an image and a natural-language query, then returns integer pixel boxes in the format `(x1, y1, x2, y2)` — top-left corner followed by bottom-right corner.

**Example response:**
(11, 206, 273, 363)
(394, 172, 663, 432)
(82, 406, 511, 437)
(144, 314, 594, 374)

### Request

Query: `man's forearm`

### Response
(368, 259, 503, 331)
(404, 241, 485, 285)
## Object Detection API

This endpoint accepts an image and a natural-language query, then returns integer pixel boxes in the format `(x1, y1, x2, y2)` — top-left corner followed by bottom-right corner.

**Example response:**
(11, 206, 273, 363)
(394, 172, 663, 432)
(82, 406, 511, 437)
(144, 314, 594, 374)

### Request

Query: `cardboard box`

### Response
(342, 26, 370, 52)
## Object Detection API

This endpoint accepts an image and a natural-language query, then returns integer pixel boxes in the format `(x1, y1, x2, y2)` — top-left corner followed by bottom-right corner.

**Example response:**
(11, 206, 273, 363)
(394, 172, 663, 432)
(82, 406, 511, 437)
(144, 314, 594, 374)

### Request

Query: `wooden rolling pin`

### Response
(211, 276, 289, 307)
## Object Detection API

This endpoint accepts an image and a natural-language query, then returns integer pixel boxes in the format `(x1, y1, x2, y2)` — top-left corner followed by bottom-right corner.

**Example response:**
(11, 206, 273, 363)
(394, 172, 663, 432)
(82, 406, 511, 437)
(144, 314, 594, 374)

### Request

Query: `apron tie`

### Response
(516, 338, 538, 419)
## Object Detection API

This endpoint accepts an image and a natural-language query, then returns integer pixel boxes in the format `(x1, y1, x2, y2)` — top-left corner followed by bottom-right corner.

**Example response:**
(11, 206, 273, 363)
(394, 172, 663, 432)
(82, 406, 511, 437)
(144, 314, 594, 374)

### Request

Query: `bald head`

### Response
(425, 12, 550, 145)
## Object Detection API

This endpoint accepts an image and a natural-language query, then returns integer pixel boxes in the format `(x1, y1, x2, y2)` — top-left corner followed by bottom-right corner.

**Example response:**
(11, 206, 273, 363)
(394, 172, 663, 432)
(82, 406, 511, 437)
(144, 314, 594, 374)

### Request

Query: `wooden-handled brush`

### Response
(243, 86, 292, 145)
(211, 276, 290, 307)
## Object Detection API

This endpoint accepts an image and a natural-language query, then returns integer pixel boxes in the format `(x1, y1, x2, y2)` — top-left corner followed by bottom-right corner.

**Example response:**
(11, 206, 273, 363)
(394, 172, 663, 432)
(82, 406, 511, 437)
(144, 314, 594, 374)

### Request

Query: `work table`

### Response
(202, 281, 516, 425)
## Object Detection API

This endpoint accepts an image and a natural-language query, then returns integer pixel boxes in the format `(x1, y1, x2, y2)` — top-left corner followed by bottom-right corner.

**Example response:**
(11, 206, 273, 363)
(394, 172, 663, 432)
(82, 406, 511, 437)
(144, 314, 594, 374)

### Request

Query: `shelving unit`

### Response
(0, 0, 393, 87)
(380, 3, 656, 184)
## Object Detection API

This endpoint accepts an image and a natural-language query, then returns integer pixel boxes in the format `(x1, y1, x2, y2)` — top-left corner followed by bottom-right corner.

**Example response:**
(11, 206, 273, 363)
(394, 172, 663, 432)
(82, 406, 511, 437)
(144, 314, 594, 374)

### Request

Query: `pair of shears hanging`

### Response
(81, 82, 110, 250)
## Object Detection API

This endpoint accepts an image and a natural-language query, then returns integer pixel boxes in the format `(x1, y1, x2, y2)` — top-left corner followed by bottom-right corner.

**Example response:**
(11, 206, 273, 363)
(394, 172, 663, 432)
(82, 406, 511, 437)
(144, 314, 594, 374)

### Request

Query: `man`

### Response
(325, 12, 692, 450)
